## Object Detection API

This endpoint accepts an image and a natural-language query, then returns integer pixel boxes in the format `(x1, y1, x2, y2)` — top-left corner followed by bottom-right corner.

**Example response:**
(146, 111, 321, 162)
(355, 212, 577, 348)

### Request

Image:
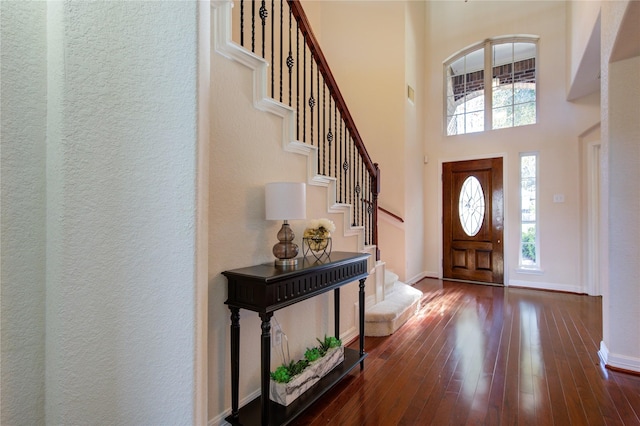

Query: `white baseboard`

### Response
(599, 341, 640, 373)
(342, 322, 359, 346)
(208, 413, 230, 426)
(208, 386, 261, 426)
(508, 279, 584, 294)
(405, 271, 426, 285)
(407, 271, 439, 284)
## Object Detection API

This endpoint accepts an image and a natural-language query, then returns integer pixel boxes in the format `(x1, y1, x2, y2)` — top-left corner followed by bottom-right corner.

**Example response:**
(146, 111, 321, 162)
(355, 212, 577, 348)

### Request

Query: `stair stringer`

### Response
(212, 0, 372, 254)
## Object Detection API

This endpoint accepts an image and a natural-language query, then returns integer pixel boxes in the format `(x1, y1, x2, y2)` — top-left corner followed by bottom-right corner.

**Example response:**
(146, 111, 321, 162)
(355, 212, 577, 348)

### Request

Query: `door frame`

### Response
(585, 140, 601, 296)
(578, 122, 602, 296)
(438, 153, 509, 284)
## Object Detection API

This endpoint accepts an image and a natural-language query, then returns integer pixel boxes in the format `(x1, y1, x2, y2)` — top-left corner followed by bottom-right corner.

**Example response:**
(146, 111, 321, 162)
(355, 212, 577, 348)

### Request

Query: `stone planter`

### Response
(269, 346, 344, 406)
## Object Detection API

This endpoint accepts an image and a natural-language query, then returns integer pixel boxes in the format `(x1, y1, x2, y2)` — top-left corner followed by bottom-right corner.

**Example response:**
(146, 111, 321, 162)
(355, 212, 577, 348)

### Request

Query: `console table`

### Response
(223, 251, 370, 426)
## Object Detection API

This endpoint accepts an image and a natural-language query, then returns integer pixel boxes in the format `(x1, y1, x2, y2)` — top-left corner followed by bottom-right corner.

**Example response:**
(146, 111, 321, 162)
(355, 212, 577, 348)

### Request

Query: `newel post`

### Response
(373, 163, 381, 261)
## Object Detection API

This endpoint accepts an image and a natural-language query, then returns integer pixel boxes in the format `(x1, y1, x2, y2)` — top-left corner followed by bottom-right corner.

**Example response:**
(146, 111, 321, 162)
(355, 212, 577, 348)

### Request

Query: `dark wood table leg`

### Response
(359, 277, 366, 370)
(229, 307, 240, 420)
(259, 312, 273, 425)
(334, 288, 340, 339)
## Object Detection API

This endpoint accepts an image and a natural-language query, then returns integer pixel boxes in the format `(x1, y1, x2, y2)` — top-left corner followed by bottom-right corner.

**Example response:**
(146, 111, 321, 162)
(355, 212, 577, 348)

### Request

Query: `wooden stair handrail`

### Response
(287, 0, 378, 186)
(378, 206, 404, 223)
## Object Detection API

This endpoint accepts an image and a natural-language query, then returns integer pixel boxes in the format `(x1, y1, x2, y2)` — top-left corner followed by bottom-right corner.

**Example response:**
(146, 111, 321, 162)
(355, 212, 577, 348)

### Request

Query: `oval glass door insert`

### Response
(459, 176, 485, 236)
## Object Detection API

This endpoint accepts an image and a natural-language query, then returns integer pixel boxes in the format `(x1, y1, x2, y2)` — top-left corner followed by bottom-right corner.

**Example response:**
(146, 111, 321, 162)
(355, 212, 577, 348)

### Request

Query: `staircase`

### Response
(364, 269, 423, 336)
(213, 0, 421, 336)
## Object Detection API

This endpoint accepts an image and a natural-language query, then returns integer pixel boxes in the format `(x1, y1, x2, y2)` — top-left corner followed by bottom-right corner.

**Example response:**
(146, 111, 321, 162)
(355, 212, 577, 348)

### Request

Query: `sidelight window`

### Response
(520, 153, 539, 269)
(445, 37, 538, 136)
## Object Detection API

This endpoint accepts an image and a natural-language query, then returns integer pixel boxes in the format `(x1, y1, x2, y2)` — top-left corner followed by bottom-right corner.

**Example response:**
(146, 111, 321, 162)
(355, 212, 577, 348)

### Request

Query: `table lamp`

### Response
(265, 182, 306, 266)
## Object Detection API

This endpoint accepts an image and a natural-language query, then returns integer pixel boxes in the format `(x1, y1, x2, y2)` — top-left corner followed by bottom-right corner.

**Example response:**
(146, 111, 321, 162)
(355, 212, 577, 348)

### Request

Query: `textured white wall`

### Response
(1, 2, 48, 424)
(607, 55, 640, 367)
(2, 1, 201, 424)
(46, 2, 199, 423)
(600, 0, 640, 372)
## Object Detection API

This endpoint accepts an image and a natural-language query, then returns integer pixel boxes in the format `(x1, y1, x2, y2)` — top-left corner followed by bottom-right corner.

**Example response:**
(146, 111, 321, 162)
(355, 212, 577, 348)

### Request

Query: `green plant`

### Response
(271, 335, 343, 383)
(317, 335, 342, 352)
(270, 359, 309, 383)
(304, 347, 322, 362)
(522, 226, 536, 262)
(288, 359, 309, 377)
(270, 365, 290, 383)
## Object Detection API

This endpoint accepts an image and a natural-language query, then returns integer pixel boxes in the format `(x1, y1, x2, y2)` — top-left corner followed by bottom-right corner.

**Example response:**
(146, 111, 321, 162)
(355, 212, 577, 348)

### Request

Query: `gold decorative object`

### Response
(303, 218, 335, 259)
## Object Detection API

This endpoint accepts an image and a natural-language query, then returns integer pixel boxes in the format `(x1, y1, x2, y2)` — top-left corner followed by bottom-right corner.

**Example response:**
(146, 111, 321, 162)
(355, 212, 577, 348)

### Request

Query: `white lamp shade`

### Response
(265, 182, 306, 220)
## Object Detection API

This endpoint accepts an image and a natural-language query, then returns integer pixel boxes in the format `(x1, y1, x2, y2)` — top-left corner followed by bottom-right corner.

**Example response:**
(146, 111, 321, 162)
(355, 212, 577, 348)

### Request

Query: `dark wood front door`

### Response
(443, 158, 504, 284)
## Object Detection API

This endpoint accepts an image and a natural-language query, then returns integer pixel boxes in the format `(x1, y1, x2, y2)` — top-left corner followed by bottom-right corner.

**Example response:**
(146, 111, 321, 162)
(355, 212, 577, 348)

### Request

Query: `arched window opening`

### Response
(445, 37, 538, 136)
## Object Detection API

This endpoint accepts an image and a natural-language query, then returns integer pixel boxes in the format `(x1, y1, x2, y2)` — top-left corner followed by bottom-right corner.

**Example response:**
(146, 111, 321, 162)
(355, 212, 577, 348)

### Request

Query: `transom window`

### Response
(444, 37, 538, 136)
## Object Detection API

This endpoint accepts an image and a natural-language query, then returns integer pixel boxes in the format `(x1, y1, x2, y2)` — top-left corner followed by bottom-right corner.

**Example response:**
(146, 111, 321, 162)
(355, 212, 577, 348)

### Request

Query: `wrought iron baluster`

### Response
(287, 6, 293, 107)
(345, 132, 349, 206)
(364, 175, 369, 245)
(338, 120, 343, 202)
(374, 162, 379, 253)
(357, 158, 361, 228)
(309, 56, 316, 146)
(333, 102, 342, 179)
(351, 138, 356, 226)
(303, 39, 306, 143)
(370, 170, 373, 245)
(349, 136, 352, 207)
(322, 83, 326, 175)
(297, 24, 302, 138)
(356, 148, 361, 227)
(345, 129, 351, 207)
(270, 0, 274, 98)
(316, 65, 320, 170)
(279, 0, 283, 103)
(251, 0, 255, 53)
(260, 1, 267, 57)
(356, 150, 360, 227)
(360, 159, 365, 230)
(368, 175, 373, 245)
(240, 0, 245, 47)
(363, 171, 368, 245)
(327, 96, 332, 177)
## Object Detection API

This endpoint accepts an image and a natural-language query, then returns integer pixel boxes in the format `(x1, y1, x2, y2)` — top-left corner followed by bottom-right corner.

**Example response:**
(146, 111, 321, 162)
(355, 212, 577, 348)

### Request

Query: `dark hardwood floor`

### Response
(292, 279, 640, 425)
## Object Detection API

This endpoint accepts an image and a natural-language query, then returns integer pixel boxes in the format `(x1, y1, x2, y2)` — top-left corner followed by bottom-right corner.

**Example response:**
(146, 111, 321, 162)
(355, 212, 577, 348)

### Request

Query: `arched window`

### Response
(444, 36, 538, 136)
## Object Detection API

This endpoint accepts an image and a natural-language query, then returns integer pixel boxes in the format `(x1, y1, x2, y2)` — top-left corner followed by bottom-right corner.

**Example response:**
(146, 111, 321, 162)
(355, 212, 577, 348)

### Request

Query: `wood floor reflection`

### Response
(292, 279, 640, 425)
